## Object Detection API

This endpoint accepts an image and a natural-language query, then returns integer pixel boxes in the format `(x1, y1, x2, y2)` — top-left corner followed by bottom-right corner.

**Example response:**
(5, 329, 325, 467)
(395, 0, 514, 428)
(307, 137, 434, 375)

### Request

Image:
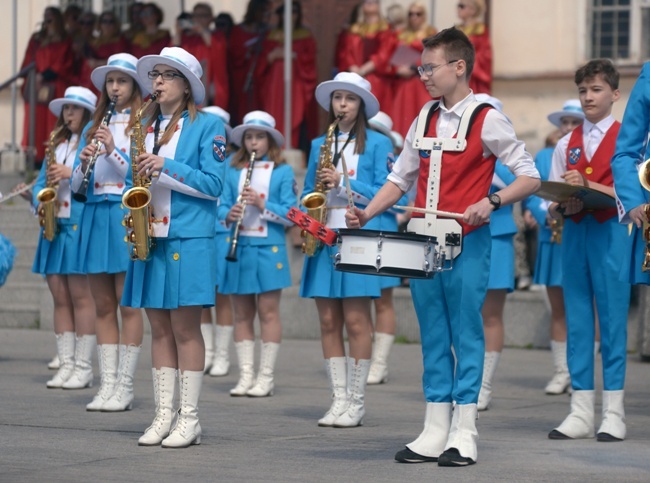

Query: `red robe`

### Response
(79, 37, 131, 96)
(209, 31, 229, 110)
(336, 21, 397, 117)
(129, 29, 171, 58)
(228, 24, 264, 124)
(257, 27, 317, 148)
(390, 27, 437, 137)
(20, 36, 74, 161)
(458, 23, 492, 95)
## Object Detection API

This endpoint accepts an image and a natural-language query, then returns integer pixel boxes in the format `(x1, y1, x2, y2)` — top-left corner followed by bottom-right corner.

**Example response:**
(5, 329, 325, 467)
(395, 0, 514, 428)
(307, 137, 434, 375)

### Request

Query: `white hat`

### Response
(230, 110, 285, 148)
(202, 106, 233, 140)
(91, 53, 149, 94)
(391, 131, 404, 150)
(315, 72, 380, 118)
(369, 111, 403, 148)
(136, 47, 205, 104)
(475, 93, 504, 112)
(49, 86, 97, 117)
(547, 99, 584, 127)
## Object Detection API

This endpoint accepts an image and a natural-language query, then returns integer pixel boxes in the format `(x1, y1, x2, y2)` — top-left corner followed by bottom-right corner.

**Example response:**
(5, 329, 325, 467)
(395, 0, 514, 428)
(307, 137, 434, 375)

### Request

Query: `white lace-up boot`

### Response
(46, 332, 76, 388)
(86, 344, 118, 411)
(161, 370, 203, 448)
(230, 340, 255, 396)
(318, 357, 348, 427)
(209, 325, 233, 377)
(48, 354, 60, 370)
(247, 342, 279, 397)
(545, 340, 571, 395)
(62, 335, 96, 389)
(138, 367, 177, 446)
(102, 345, 141, 411)
(367, 333, 394, 385)
(333, 358, 371, 428)
(477, 351, 500, 411)
(201, 323, 215, 373)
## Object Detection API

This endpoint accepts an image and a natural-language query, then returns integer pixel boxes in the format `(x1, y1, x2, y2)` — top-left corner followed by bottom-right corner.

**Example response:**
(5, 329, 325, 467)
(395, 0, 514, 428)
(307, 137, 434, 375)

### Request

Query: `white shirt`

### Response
(387, 93, 539, 193)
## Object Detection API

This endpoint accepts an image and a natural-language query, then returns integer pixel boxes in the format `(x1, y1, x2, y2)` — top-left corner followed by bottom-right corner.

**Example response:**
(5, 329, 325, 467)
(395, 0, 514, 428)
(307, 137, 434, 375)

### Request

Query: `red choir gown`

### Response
(208, 31, 229, 110)
(79, 37, 131, 95)
(228, 24, 265, 125)
(130, 29, 171, 58)
(458, 22, 492, 95)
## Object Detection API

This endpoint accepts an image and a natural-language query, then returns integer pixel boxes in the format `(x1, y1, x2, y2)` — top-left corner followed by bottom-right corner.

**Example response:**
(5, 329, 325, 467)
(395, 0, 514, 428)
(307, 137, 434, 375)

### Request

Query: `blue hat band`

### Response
(164, 55, 190, 69)
(108, 59, 136, 71)
(564, 106, 583, 114)
(63, 94, 94, 108)
(246, 119, 273, 129)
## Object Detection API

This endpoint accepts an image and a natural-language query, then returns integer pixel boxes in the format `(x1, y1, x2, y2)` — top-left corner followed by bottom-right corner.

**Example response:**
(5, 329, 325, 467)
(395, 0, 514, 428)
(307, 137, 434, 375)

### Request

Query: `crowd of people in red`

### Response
(20, 0, 492, 162)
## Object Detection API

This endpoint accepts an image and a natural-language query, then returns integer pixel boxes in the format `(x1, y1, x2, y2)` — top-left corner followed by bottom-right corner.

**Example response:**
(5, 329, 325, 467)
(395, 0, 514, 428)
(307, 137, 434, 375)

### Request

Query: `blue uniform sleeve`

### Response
(31, 161, 48, 207)
(262, 164, 297, 224)
(301, 138, 321, 200)
(217, 161, 237, 222)
(347, 133, 393, 203)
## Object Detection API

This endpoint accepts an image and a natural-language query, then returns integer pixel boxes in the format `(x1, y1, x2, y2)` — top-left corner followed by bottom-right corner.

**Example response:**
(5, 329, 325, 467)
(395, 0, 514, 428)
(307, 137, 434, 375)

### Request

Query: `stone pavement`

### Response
(1, 328, 649, 482)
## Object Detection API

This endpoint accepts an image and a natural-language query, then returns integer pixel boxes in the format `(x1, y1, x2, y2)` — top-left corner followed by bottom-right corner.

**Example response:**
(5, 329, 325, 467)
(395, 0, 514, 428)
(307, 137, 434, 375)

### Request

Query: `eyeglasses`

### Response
(417, 60, 459, 77)
(409, 11, 424, 17)
(148, 71, 186, 81)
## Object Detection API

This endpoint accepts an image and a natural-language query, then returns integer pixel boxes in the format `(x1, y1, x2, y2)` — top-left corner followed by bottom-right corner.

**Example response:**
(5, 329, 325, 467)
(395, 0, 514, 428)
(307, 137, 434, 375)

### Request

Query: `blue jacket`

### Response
(489, 161, 517, 237)
(526, 147, 554, 243)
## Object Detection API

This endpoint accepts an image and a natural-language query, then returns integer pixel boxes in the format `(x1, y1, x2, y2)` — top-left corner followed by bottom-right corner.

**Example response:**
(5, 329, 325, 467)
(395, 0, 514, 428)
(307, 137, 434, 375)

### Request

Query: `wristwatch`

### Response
(487, 193, 501, 211)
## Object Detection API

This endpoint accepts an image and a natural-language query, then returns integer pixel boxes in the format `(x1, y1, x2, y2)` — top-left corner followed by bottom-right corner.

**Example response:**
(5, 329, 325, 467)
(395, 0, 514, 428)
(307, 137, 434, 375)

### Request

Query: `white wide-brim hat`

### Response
(475, 93, 504, 112)
(315, 72, 380, 118)
(91, 53, 149, 94)
(137, 46, 205, 104)
(231, 110, 285, 148)
(547, 99, 584, 127)
(49, 86, 97, 117)
(369, 111, 393, 137)
(391, 131, 404, 150)
(202, 106, 233, 140)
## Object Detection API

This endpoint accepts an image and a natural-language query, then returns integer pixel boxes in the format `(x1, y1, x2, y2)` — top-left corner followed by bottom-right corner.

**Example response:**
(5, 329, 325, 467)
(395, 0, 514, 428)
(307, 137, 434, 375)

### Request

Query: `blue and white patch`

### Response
(386, 152, 395, 173)
(292, 179, 298, 196)
(419, 149, 431, 159)
(568, 147, 581, 165)
(213, 135, 227, 162)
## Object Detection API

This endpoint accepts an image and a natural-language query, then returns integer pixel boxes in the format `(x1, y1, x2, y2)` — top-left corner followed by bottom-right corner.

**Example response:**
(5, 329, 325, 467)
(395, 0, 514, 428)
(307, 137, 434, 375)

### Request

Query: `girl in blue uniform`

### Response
(200, 106, 235, 377)
(72, 53, 146, 412)
(301, 72, 393, 427)
(30, 87, 97, 390)
(218, 110, 296, 397)
(121, 47, 226, 448)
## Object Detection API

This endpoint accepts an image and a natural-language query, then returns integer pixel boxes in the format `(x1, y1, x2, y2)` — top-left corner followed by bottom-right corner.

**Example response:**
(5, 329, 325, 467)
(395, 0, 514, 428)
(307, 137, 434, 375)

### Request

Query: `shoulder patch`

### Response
(568, 147, 581, 165)
(213, 135, 227, 162)
(386, 152, 395, 173)
(419, 150, 431, 159)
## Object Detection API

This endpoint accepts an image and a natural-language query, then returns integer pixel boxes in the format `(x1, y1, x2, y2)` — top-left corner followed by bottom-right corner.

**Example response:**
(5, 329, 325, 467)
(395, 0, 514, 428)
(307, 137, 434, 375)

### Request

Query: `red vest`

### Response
(565, 122, 619, 223)
(414, 106, 496, 235)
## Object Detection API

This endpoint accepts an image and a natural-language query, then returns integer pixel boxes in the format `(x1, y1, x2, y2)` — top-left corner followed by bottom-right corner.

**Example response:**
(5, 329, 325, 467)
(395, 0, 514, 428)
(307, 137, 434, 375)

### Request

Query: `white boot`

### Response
(230, 340, 255, 396)
(333, 358, 371, 428)
(545, 340, 571, 395)
(162, 370, 203, 448)
(209, 325, 233, 377)
(477, 352, 500, 411)
(549, 390, 595, 439)
(102, 345, 141, 412)
(438, 404, 479, 466)
(597, 390, 626, 441)
(367, 332, 394, 385)
(62, 335, 96, 389)
(138, 367, 177, 446)
(318, 357, 348, 427)
(48, 354, 60, 370)
(200, 323, 215, 373)
(395, 402, 453, 463)
(86, 344, 119, 411)
(247, 342, 279, 397)
(46, 332, 76, 388)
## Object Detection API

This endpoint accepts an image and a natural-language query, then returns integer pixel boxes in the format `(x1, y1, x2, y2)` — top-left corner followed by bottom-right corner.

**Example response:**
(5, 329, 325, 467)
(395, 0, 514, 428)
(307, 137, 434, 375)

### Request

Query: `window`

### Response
(590, 0, 650, 62)
(103, 0, 134, 26)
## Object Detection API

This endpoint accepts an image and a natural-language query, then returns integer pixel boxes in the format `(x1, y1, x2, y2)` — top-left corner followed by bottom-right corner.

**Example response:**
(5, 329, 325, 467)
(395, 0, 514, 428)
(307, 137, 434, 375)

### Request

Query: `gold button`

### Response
(276, 263, 283, 269)
(124, 236, 128, 243)
(226, 237, 230, 243)
(121, 219, 126, 226)
(173, 253, 180, 261)
(585, 167, 593, 175)
(72, 225, 78, 231)
(272, 246, 279, 253)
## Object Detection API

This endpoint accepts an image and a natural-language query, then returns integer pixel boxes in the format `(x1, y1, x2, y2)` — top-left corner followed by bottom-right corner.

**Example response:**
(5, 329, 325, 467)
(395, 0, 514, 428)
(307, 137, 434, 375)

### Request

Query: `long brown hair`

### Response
(230, 131, 284, 169)
(86, 78, 143, 143)
(143, 80, 198, 146)
(51, 109, 91, 149)
(327, 97, 368, 155)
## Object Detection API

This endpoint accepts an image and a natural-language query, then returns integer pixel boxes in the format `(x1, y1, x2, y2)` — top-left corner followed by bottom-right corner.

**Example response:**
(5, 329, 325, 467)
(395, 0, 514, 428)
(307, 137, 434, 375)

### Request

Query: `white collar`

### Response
(582, 115, 615, 135)
(438, 91, 475, 117)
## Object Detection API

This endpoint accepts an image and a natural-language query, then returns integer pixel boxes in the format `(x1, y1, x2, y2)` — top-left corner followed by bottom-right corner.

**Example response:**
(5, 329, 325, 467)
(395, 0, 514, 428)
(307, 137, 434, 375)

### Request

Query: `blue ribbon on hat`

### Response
(107, 59, 137, 71)
(63, 94, 94, 107)
(564, 105, 583, 114)
(163, 54, 189, 69)
(246, 119, 273, 129)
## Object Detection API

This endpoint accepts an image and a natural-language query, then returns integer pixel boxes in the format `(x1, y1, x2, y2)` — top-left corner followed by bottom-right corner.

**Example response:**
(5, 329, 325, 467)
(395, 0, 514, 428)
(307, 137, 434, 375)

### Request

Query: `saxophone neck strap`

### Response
(333, 129, 353, 169)
(152, 117, 162, 156)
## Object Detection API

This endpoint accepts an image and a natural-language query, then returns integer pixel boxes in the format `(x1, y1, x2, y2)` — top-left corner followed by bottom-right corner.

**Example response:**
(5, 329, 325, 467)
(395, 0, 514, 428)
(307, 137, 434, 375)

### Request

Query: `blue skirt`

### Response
(121, 237, 217, 309)
(300, 244, 382, 299)
(533, 240, 563, 287)
(220, 242, 292, 295)
(214, 231, 230, 288)
(78, 201, 130, 274)
(32, 224, 84, 275)
(487, 234, 514, 292)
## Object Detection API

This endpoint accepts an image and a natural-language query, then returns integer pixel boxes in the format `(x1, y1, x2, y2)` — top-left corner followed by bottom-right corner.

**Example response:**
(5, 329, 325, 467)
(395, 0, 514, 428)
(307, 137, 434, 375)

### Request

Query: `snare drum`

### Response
(335, 229, 439, 279)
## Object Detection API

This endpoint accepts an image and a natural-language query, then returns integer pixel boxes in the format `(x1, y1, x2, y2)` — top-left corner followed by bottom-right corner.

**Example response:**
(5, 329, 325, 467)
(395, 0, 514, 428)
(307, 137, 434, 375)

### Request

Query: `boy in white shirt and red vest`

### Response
(547, 59, 630, 442)
(345, 27, 540, 466)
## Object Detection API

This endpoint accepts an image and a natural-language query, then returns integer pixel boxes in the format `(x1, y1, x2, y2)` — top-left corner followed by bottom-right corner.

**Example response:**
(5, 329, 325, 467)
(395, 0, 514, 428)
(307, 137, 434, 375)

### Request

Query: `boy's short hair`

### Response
(575, 59, 620, 90)
(422, 27, 475, 80)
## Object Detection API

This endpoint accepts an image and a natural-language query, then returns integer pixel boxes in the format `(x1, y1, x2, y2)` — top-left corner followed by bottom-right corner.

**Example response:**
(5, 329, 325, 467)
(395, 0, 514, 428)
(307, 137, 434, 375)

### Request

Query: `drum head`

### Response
(335, 263, 435, 279)
(337, 228, 437, 244)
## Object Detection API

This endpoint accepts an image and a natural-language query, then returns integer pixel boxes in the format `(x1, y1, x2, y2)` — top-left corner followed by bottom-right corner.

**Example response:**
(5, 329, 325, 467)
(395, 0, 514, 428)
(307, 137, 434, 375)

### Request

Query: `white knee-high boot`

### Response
(367, 332, 394, 385)
(102, 345, 141, 411)
(438, 404, 479, 466)
(333, 357, 371, 428)
(162, 370, 203, 448)
(200, 323, 215, 373)
(597, 390, 626, 441)
(209, 325, 233, 377)
(477, 352, 500, 411)
(549, 390, 595, 439)
(62, 334, 96, 389)
(46, 332, 76, 388)
(86, 344, 119, 411)
(138, 367, 177, 446)
(230, 340, 255, 396)
(247, 342, 279, 397)
(395, 402, 453, 463)
(545, 340, 571, 395)
(318, 357, 348, 427)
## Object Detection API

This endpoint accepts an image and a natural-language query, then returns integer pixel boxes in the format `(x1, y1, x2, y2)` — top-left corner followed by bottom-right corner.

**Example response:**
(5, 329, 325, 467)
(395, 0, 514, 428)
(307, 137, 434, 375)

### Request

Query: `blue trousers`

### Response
(561, 216, 630, 390)
(411, 225, 490, 404)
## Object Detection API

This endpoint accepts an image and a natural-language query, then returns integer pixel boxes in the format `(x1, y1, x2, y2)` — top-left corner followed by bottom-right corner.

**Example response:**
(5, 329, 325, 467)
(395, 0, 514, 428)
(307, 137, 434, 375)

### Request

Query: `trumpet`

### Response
(73, 96, 117, 202)
(226, 151, 256, 262)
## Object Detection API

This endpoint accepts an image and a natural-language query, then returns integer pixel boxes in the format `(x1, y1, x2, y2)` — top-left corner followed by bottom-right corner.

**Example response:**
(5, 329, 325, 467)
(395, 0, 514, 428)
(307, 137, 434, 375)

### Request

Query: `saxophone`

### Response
(122, 94, 157, 262)
(638, 158, 650, 271)
(300, 113, 344, 256)
(37, 125, 66, 241)
(225, 151, 256, 262)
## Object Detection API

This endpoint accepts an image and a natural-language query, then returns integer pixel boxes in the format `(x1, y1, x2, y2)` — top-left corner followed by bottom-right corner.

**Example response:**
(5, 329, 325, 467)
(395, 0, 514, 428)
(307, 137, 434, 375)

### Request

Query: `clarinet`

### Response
(73, 96, 117, 202)
(226, 151, 257, 262)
